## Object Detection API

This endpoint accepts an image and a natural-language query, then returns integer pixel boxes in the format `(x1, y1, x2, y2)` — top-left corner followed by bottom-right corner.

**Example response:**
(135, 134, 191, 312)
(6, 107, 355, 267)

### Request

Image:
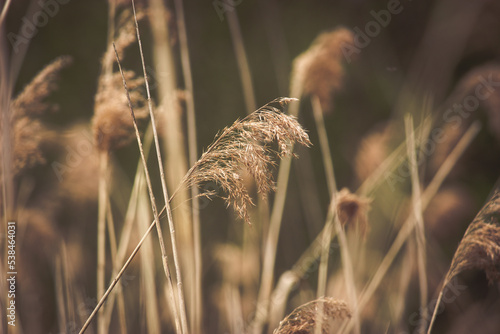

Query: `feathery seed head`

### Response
(273, 297, 351, 334)
(292, 28, 354, 112)
(336, 188, 371, 237)
(181, 97, 311, 223)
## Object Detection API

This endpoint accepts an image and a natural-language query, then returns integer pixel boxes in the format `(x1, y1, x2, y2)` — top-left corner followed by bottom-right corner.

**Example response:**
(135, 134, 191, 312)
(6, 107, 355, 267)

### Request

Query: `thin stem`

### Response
(405, 115, 428, 332)
(311, 96, 359, 334)
(226, 9, 257, 113)
(96, 151, 108, 334)
(172, 0, 202, 331)
(79, 218, 158, 334)
(116, 39, 179, 333)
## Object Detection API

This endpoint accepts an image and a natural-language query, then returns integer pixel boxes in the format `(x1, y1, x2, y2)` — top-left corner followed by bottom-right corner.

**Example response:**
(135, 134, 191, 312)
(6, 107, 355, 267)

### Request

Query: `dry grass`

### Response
(3, 2, 500, 334)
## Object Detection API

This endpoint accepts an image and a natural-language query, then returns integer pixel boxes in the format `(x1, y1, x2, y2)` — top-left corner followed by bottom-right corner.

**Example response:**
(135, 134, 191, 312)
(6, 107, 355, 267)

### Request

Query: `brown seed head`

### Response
(92, 70, 148, 151)
(181, 98, 311, 223)
(292, 27, 354, 112)
(273, 297, 351, 334)
(445, 190, 500, 286)
(336, 188, 371, 237)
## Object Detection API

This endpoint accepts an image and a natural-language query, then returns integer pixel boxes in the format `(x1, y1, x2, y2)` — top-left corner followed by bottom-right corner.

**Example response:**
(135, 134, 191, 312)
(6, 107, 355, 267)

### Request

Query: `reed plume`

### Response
(427, 189, 500, 333)
(273, 298, 351, 334)
(444, 190, 500, 284)
(178, 97, 311, 223)
(291, 27, 354, 111)
(336, 187, 371, 237)
(92, 71, 148, 151)
(5, 56, 71, 176)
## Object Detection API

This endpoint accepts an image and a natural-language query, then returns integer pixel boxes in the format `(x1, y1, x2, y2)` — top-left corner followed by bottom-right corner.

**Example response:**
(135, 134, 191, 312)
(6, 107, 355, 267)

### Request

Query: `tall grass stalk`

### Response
(96, 151, 108, 334)
(132, 3, 188, 333)
(172, 0, 202, 330)
(137, 191, 162, 334)
(311, 96, 360, 334)
(404, 115, 428, 333)
(104, 198, 127, 333)
(147, 2, 193, 331)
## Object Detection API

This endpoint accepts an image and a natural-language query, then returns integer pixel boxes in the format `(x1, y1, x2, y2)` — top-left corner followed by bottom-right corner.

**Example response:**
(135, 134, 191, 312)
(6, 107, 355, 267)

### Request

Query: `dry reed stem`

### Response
(427, 189, 500, 334)
(96, 152, 108, 334)
(148, 2, 193, 330)
(172, 0, 202, 330)
(103, 198, 127, 333)
(116, 36, 184, 334)
(311, 95, 361, 334)
(342, 121, 481, 334)
(273, 298, 351, 334)
(78, 212, 162, 334)
(405, 115, 428, 330)
(137, 192, 162, 334)
(132, 3, 187, 333)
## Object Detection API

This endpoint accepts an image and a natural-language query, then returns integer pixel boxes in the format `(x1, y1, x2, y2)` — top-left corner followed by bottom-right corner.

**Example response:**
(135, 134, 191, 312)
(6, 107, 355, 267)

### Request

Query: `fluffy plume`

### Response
(3, 56, 71, 176)
(92, 71, 147, 151)
(92, 9, 148, 152)
(336, 188, 371, 237)
(291, 27, 354, 111)
(273, 298, 351, 334)
(10, 56, 72, 118)
(101, 9, 143, 69)
(179, 98, 311, 223)
(444, 190, 500, 285)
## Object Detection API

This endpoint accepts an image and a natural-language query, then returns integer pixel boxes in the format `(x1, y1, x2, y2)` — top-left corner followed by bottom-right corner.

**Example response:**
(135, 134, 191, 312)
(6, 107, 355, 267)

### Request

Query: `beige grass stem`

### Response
(147, 2, 193, 330)
(226, 9, 257, 113)
(96, 151, 108, 334)
(79, 213, 161, 334)
(132, 3, 188, 333)
(405, 115, 428, 332)
(103, 199, 127, 333)
(311, 96, 360, 334)
(172, 0, 202, 331)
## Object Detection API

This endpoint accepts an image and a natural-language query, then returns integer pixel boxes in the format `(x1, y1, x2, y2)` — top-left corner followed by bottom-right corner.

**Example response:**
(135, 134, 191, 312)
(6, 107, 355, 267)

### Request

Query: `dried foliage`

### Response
(445, 190, 500, 285)
(92, 71, 147, 151)
(179, 97, 311, 223)
(273, 298, 351, 334)
(291, 27, 354, 111)
(3, 56, 71, 176)
(336, 188, 371, 237)
(92, 9, 148, 152)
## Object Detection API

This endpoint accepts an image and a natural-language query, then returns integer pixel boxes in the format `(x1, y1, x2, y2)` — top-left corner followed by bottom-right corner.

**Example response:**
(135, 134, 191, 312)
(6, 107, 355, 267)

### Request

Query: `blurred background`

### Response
(2, 0, 500, 333)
